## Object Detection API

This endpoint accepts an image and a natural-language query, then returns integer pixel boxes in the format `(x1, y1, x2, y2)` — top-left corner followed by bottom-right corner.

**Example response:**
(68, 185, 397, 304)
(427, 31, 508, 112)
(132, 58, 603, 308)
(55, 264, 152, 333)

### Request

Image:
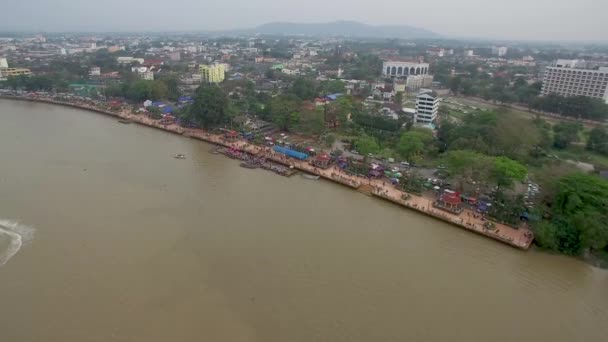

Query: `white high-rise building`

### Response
(415, 89, 440, 125)
(492, 46, 508, 57)
(89, 66, 101, 77)
(0, 57, 8, 69)
(541, 60, 608, 104)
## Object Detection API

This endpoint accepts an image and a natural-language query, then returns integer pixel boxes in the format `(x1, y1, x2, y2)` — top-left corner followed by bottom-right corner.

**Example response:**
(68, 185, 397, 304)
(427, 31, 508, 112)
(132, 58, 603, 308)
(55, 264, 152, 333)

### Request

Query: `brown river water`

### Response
(0, 99, 607, 341)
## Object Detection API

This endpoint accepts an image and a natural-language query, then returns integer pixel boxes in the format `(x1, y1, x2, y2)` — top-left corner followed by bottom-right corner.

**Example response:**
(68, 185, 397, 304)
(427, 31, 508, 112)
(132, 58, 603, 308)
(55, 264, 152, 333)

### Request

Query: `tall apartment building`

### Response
(415, 89, 439, 125)
(492, 46, 508, 57)
(541, 59, 608, 103)
(199, 63, 225, 83)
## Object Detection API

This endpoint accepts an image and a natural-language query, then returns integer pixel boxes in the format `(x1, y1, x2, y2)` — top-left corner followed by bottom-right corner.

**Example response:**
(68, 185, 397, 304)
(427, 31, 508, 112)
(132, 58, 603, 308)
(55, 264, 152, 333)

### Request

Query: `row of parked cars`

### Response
(524, 181, 541, 208)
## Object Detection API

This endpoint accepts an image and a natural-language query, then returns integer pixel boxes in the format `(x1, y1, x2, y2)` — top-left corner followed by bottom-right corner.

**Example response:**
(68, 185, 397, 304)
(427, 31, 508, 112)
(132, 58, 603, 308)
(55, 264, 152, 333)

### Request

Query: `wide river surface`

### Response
(0, 99, 607, 341)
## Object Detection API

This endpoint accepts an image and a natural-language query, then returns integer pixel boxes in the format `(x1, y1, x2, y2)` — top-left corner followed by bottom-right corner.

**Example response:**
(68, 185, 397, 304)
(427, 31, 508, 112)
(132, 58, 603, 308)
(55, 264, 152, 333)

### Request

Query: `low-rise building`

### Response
(0, 67, 32, 78)
(282, 68, 299, 76)
(405, 75, 434, 91)
(382, 59, 430, 77)
(117, 56, 144, 65)
(132, 66, 154, 80)
(89, 67, 101, 77)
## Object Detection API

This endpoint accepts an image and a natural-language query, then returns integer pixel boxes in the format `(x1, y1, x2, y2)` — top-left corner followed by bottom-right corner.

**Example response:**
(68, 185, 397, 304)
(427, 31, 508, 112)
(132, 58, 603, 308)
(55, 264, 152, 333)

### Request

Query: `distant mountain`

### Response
(253, 21, 440, 39)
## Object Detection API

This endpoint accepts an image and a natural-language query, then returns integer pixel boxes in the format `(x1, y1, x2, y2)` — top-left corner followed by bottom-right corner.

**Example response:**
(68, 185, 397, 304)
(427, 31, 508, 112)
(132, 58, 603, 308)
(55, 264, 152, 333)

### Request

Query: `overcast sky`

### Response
(3, 0, 606, 41)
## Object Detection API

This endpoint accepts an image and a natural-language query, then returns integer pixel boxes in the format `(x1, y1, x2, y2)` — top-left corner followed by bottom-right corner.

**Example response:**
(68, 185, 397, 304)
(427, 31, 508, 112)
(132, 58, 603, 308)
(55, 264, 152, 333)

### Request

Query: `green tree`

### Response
(397, 129, 433, 160)
(355, 134, 380, 155)
(490, 156, 527, 189)
(160, 76, 181, 101)
(290, 77, 317, 100)
(448, 76, 462, 94)
(269, 94, 300, 131)
(553, 122, 582, 149)
(394, 91, 404, 106)
(151, 81, 168, 100)
(328, 96, 355, 125)
(531, 221, 559, 251)
(319, 80, 346, 95)
(148, 106, 162, 120)
(492, 114, 540, 160)
(442, 150, 491, 190)
(396, 131, 425, 161)
(538, 173, 608, 255)
(586, 126, 608, 155)
(189, 84, 231, 129)
(127, 80, 154, 101)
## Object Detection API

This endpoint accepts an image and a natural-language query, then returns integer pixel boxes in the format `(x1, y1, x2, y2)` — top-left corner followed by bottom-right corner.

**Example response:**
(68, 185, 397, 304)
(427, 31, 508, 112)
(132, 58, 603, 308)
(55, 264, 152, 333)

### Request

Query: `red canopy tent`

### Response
(312, 153, 332, 169)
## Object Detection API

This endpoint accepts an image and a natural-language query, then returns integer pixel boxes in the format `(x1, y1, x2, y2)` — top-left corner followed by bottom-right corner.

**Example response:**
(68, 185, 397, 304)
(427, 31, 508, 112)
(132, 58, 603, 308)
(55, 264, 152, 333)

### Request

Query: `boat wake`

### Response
(0, 219, 35, 266)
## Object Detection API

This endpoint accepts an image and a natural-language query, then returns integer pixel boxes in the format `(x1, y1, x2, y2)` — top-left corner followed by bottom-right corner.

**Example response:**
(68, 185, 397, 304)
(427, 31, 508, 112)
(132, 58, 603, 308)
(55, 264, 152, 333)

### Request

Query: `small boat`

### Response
(118, 119, 132, 124)
(240, 162, 258, 169)
(302, 174, 320, 180)
(174, 154, 186, 159)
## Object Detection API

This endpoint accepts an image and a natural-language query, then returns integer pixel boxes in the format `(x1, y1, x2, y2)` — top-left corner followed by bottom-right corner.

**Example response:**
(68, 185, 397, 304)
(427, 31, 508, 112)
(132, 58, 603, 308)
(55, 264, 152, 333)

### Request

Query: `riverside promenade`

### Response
(1, 95, 534, 250)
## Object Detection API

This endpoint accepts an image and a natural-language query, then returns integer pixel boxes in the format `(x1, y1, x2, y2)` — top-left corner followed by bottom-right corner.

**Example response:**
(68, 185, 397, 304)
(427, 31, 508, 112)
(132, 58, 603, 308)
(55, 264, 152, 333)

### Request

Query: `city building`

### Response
(89, 67, 101, 77)
(132, 66, 154, 80)
(541, 59, 608, 103)
(492, 46, 508, 57)
(107, 45, 124, 53)
(415, 89, 439, 125)
(117, 56, 144, 65)
(199, 63, 225, 83)
(0, 57, 8, 68)
(281, 68, 299, 76)
(0, 67, 32, 79)
(427, 48, 445, 57)
(382, 60, 430, 77)
(405, 75, 434, 91)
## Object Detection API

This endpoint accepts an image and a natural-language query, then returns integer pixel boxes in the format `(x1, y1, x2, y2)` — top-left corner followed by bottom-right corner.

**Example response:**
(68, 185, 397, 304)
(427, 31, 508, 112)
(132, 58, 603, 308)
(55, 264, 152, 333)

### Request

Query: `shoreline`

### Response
(0, 95, 534, 250)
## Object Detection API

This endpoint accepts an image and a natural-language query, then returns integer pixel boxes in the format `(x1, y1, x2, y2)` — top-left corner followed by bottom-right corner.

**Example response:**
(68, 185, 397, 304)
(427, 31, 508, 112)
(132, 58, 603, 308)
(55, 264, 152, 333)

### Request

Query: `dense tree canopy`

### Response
(268, 94, 301, 131)
(552, 122, 582, 149)
(490, 156, 527, 189)
(397, 129, 433, 161)
(290, 78, 317, 100)
(535, 174, 608, 255)
(355, 134, 380, 155)
(586, 126, 608, 155)
(189, 84, 231, 129)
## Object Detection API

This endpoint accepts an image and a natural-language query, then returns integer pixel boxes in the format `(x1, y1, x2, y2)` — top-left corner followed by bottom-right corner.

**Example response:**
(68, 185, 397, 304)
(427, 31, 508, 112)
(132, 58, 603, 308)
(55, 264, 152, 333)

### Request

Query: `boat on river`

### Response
(240, 162, 258, 169)
(118, 119, 132, 124)
(301, 174, 320, 180)
(174, 154, 186, 159)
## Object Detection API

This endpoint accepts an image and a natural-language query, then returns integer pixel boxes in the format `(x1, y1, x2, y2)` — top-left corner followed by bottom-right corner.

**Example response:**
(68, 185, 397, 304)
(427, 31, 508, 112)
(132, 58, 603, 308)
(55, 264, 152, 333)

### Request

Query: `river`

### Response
(0, 99, 607, 341)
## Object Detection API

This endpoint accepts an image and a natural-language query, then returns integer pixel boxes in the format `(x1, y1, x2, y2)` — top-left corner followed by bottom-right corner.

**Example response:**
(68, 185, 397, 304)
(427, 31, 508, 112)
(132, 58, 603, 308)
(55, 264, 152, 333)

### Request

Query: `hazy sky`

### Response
(3, 0, 607, 41)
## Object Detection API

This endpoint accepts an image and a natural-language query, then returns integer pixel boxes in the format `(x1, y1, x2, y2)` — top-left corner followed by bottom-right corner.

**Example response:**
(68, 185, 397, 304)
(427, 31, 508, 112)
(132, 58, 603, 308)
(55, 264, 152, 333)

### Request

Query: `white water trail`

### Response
(0, 219, 35, 266)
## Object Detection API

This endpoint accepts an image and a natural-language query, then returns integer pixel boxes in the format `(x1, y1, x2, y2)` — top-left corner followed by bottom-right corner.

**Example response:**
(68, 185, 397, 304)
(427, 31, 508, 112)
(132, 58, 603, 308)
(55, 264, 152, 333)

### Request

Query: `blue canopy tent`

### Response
(273, 146, 308, 160)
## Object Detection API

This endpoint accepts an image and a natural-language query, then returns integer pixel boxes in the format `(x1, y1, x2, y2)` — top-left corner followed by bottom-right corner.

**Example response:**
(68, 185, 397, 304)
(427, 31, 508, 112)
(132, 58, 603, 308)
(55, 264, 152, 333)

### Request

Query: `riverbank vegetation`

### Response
(2, 46, 607, 266)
